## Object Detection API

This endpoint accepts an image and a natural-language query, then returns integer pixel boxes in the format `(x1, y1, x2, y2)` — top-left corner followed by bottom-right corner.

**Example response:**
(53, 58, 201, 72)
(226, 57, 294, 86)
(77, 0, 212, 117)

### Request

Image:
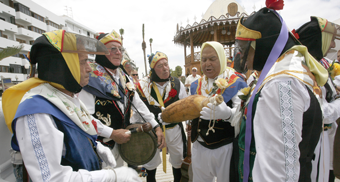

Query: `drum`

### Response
(118, 123, 158, 165)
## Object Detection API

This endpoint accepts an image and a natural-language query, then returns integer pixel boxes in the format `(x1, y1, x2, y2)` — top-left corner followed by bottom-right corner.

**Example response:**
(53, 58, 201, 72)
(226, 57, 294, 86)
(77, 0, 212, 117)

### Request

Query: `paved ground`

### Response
(139, 153, 174, 182)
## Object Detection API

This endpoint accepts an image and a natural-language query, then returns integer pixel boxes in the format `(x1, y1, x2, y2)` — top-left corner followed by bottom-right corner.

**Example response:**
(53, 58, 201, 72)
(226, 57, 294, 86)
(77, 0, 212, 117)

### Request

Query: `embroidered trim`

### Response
(279, 81, 298, 182)
(95, 100, 113, 106)
(95, 111, 111, 126)
(27, 114, 51, 182)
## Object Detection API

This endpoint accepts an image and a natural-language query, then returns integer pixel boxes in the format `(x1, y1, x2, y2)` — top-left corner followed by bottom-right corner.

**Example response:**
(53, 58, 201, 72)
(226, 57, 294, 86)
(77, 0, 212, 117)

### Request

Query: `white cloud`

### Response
(32, 0, 340, 77)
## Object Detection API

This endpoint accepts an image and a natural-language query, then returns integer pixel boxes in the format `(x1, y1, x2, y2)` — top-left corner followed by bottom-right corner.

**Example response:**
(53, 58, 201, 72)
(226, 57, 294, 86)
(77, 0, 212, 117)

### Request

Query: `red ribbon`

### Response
(266, 0, 284, 10)
(291, 29, 300, 39)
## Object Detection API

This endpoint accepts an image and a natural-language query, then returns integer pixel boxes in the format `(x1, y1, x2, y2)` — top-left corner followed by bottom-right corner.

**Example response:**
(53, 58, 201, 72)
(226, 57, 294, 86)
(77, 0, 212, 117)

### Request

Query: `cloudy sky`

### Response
(32, 0, 340, 77)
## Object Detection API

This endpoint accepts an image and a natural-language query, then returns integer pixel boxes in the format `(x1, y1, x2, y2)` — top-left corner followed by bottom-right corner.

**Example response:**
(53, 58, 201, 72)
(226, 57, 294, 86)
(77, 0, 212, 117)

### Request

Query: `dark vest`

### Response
(12, 95, 101, 172)
(191, 100, 235, 149)
(84, 66, 135, 148)
(136, 77, 181, 127)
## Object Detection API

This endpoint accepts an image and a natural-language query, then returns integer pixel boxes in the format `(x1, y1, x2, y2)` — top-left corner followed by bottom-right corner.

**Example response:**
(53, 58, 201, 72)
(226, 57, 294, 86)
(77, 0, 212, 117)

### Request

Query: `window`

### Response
(2, 34, 8, 39)
(14, 3, 30, 16)
(46, 20, 59, 29)
(10, 16, 15, 24)
(16, 24, 24, 28)
(29, 40, 34, 45)
(28, 26, 45, 34)
(0, 30, 2, 37)
(9, 64, 22, 73)
(87, 31, 90, 37)
(31, 12, 44, 22)
(0, 66, 9, 72)
(0, 17, 5, 21)
(16, 38, 26, 44)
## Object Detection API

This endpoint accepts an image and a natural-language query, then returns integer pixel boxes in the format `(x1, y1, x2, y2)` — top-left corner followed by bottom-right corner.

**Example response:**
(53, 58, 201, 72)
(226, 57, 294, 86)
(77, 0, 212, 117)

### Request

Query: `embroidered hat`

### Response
(98, 29, 122, 45)
(148, 51, 170, 82)
(95, 30, 124, 70)
(149, 51, 168, 69)
(3, 29, 108, 132)
(234, 7, 298, 72)
(295, 16, 340, 61)
(192, 67, 197, 70)
(122, 59, 128, 66)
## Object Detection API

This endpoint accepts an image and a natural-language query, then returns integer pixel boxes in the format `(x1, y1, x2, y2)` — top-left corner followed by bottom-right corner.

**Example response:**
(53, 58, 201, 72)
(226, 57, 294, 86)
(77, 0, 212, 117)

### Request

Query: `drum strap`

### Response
(152, 83, 167, 173)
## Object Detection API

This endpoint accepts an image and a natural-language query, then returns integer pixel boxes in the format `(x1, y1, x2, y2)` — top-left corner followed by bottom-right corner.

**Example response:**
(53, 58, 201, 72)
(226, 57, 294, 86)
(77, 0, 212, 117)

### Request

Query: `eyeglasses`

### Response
(132, 74, 138, 76)
(109, 46, 125, 54)
(192, 70, 197, 72)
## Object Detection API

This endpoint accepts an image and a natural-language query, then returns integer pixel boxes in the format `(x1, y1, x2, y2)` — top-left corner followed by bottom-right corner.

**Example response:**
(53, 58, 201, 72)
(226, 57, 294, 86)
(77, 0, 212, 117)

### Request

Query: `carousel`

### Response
(173, 0, 255, 76)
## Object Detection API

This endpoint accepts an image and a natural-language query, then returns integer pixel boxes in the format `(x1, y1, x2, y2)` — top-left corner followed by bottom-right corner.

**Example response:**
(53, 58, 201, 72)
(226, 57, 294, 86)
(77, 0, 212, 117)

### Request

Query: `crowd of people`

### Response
(2, 3, 340, 182)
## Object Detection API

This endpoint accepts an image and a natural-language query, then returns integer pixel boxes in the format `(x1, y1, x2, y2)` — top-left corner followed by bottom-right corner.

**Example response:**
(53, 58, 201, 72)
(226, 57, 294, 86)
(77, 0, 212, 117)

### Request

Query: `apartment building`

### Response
(0, 0, 97, 86)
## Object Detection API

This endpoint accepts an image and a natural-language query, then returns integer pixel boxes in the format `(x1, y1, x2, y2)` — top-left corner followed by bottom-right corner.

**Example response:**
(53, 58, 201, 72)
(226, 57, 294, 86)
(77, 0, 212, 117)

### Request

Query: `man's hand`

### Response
(110, 129, 131, 144)
(154, 126, 166, 149)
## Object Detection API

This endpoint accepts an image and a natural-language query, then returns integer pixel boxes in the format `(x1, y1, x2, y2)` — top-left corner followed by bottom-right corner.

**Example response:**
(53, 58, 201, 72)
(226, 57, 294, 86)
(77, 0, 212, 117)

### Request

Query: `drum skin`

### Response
(118, 123, 158, 165)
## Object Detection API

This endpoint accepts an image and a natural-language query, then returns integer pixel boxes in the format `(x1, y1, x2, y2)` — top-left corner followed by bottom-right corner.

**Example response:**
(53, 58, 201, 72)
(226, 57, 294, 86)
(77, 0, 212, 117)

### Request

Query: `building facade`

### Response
(0, 0, 97, 86)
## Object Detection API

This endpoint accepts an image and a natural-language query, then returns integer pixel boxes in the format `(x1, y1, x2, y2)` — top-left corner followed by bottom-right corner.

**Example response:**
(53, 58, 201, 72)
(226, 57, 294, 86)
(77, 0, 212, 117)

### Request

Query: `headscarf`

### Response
(95, 30, 123, 70)
(295, 16, 339, 61)
(148, 51, 170, 82)
(200, 41, 226, 75)
(2, 29, 108, 132)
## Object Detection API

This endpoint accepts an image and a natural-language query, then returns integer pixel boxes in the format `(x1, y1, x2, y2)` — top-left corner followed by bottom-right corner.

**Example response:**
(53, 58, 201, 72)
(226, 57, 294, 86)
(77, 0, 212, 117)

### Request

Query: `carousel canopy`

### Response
(174, 0, 254, 47)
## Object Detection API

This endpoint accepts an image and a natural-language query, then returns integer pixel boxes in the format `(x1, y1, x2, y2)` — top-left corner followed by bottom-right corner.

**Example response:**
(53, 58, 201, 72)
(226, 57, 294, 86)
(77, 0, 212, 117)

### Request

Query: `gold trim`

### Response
(236, 18, 262, 40)
(96, 111, 111, 126)
(95, 100, 113, 106)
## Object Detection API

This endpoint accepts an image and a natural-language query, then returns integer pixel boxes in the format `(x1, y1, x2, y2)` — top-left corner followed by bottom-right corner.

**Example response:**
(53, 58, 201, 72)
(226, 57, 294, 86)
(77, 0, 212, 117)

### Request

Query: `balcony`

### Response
(47, 25, 58, 32)
(15, 11, 32, 24)
(0, 20, 18, 33)
(31, 18, 47, 31)
(17, 27, 33, 38)
(0, 3, 15, 16)
(30, 31, 41, 40)
(0, 56, 23, 66)
(20, 43, 31, 52)
(0, 37, 20, 48)
(62, 27, 76, 33)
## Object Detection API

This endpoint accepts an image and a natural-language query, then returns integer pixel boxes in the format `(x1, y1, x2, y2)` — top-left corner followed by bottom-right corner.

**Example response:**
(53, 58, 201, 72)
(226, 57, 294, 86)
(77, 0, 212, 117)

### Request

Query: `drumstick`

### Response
(125, 123, 152, 134)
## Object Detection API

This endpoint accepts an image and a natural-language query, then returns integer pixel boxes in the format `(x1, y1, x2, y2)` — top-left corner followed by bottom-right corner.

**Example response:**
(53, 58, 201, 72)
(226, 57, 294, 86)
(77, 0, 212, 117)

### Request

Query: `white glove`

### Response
(115, 166, 142, 182)
(200, 102, 232, 120)
(96, 141, 116, 168)
(158, 107, 171, 125)
(158, 112, 171, 125)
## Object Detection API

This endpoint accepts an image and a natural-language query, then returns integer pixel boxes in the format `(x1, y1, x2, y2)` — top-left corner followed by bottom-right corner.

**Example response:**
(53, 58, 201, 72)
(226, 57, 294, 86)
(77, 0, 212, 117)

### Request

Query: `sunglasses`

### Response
(132, 74, 138, 76)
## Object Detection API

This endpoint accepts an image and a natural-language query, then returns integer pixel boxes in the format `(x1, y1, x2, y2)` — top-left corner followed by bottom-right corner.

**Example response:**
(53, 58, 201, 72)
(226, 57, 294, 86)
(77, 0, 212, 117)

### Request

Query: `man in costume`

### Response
(122, 59, 133, 76)
(294, 16, 340, 182)
(185, 67, 201, 95)
(79, 30, 165, 167)
(2, 30, 141, 181)
(135, 51, 188, 182)
(233, 5, 329, 181)
(131, 69, 139, 83)
(189, 41, 247, 182)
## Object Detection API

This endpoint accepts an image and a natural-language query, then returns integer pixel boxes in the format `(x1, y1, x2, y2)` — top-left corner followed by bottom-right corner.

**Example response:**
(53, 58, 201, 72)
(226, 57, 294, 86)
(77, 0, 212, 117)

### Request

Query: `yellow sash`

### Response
(152, 82, 167, 173)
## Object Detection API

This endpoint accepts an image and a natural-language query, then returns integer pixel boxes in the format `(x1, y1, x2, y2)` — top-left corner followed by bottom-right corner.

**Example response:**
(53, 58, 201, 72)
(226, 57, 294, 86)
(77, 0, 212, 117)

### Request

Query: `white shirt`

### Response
(185, 74, 201, 95)
(15, 93, 115, 182)
(252, 77, 310, 182)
